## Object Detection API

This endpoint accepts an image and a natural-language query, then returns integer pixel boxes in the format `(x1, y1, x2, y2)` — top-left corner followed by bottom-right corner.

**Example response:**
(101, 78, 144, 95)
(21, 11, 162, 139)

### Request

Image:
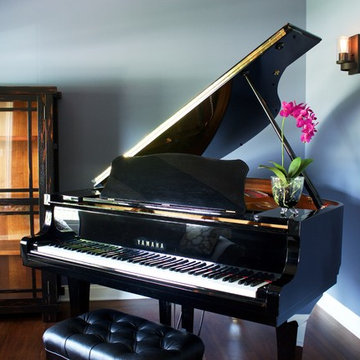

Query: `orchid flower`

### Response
(259, 100, 318, 183)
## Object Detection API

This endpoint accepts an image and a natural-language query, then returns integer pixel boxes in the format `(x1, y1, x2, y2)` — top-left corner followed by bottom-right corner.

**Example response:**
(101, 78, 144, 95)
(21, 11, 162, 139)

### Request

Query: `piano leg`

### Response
(159, 300, 172, 326)
(41, 270, 59, 322)
(67, 277, 90, 317)
(276, 315, 309, 360)
(181, 305, 194, 332)
(276, 320, 300, 360)
(158, 302, 195, 333)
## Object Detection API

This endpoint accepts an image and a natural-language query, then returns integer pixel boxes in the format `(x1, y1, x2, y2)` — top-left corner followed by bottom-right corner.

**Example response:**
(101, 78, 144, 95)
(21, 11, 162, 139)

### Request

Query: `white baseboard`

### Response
(59, 285, 360, 340)
(317, 293, 360, 339)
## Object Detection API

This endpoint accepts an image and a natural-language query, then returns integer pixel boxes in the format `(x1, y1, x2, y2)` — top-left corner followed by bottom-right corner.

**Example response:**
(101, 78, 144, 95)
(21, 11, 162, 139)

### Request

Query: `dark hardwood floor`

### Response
(0, 299, 359, 359)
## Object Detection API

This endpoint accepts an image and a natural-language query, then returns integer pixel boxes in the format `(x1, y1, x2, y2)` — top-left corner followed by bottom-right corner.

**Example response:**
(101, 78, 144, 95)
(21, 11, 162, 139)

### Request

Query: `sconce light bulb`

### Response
(336, 34, 360, 74)
(338, 36, 349, 54)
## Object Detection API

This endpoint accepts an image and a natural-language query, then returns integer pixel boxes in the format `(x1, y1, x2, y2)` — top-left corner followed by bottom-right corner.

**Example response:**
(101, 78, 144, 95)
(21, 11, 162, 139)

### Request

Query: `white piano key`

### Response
(33, 241, 270, 299)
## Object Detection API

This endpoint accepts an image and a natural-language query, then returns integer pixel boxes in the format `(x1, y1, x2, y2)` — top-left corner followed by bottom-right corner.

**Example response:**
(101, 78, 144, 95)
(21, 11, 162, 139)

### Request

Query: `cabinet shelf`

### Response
(0, 86, 60, 320)
(0, 135, 38, 141)
(0, 250, 20, 256)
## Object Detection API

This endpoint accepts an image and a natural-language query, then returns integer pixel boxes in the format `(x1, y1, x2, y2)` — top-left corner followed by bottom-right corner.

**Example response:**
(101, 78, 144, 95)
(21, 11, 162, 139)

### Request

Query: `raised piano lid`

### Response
(93, 23, 321, 188)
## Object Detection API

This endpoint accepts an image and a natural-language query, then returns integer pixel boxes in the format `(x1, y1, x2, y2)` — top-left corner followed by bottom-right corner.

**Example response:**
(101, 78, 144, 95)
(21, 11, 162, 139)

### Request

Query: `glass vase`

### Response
(271, 176, 304, 216)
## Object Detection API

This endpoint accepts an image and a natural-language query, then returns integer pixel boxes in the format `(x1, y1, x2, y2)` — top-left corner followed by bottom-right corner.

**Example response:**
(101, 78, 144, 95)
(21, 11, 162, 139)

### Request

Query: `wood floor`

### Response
(0, 299, 359, 360)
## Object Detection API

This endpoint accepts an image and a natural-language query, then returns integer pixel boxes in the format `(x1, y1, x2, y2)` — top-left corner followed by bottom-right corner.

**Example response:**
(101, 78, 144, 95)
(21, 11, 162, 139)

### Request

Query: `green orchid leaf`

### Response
(259, 165, 287, 183)
(292, 158, 313, 177)
(287, 157, 302, 178)
(269, 161, 287, 175)
(258, 98, 318, 182)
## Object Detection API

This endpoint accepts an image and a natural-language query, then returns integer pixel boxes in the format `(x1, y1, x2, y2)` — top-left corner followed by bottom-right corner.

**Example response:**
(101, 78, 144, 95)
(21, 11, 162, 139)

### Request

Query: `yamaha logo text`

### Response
(136, 238, 165, 250)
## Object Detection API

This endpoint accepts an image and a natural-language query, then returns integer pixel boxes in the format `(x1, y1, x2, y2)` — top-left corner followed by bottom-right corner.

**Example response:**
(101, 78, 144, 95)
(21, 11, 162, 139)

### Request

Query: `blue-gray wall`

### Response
(0, 0, 306, 190)
(307, 0, 360, 318)
(5, 0, 358, 320)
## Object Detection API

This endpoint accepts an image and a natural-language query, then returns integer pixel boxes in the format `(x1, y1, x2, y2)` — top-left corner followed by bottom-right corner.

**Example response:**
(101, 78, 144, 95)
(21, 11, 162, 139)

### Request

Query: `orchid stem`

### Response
(281, 116, 285, 168)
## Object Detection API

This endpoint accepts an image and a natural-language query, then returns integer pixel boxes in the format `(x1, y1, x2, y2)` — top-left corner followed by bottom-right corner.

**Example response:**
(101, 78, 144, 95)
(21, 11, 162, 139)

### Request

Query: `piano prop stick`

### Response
(21, 24, 343, 360)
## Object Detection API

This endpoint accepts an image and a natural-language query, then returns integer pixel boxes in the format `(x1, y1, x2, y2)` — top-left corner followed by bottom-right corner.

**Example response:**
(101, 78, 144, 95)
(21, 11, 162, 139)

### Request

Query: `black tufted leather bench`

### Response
(43, 308, 204, 360)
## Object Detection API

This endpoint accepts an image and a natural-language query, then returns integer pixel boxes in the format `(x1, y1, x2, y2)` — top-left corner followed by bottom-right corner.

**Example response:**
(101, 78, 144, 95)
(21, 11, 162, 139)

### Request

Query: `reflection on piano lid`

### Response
(100, 153, 250, 216)
(93, 23, 321, 188)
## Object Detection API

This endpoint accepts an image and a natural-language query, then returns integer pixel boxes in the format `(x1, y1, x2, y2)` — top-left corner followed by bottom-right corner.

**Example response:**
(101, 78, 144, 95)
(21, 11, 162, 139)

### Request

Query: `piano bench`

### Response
(42, 308, 205, 360)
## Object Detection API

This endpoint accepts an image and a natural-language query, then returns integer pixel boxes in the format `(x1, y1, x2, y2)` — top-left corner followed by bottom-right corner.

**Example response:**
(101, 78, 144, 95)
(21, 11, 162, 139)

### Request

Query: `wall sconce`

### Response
(336, 34, 360, 74)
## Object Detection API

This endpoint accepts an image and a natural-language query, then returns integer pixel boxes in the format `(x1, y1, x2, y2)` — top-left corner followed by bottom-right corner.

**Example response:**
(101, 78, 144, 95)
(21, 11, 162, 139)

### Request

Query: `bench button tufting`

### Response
(43, 308, 204, 360)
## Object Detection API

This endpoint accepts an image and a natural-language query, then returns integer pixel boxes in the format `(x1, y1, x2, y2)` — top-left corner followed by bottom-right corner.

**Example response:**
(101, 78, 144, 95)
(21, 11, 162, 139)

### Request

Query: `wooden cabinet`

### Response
(0, 86, 60, 320)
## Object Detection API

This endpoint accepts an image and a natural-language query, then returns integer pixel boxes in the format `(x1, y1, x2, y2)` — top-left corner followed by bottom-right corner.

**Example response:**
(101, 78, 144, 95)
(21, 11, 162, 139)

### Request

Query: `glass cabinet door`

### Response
(0, 87, 59, 316)
(0, 100, 40, 257)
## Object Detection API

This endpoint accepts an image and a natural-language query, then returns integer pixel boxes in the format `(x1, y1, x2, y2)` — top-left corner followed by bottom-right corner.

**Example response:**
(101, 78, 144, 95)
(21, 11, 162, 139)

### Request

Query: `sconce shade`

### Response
(336, 34, 360, 74)
(338, 36, 349, 53)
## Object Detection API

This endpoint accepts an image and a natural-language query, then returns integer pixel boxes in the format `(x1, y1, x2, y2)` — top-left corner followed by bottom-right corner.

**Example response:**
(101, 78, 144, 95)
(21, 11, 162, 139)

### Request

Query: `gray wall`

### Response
(0, 0, 306, 190)
(307, 0, 360, 318)
(4, 0, 358, 329)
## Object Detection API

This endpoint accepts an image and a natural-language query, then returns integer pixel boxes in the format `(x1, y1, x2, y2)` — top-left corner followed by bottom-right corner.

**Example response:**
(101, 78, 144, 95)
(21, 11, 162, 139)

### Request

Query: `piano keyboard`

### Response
(33, 238, 275, 298)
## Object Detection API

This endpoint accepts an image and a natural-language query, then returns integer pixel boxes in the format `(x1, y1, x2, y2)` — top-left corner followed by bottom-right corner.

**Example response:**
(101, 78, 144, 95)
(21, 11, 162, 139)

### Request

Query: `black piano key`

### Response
(201, 266, 225, 278)
(78, 246, 98, 253)
(245, 277, 264, 286)
(221, 269, 243, 282)
(194, 264, 220, 276)
(203, 266, 232, 279)
(127, 252, 154, 263)
(117, 252, 141, 261)
(167, 260, 193, 271)
(131, 253, 160, 263)
(143, 256, 174, 266)
(106, 249, 127, 258)
(212, 267, 238, 280)
(249, 279, 266, 286)
(140, 255, 166, 265)
(150, 257, 178, 267)
(62, 244, 80, 250)
(177, 262, 206, 273)
(90, 248, 111, 255)
(115, 248, 133, 255)
(138, 254, 170, 265)
(242, 272, 274, 287)
(222, 269, 251, 282)
(140, 255, 175, 266)
(170, 260, 198, 272)
(103, 248, 128, 258)
(112, 249, 139, 260)
(153, 257, 181, 268)
(157, 258, 188, 269)
(61, 241, 82, 249)
(211, 267, 238, 279)
(238, 272, 255, 284)
(224, 272, 249, 283)
(172, 261, 200, 272)
(102, 251, 120, 258)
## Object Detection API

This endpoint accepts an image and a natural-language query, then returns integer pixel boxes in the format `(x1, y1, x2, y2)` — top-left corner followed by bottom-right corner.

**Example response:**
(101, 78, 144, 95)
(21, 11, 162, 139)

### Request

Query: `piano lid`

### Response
(93, 23, 321, 187)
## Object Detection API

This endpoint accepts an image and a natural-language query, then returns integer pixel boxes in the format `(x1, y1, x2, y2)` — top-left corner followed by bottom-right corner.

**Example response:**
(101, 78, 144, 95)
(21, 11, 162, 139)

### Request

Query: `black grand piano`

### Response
(21, 24, 343, 360)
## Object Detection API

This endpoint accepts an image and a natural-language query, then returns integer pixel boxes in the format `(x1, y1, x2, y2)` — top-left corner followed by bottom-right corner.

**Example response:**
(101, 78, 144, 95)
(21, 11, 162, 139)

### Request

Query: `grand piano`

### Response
(21, 24, 343, 360)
